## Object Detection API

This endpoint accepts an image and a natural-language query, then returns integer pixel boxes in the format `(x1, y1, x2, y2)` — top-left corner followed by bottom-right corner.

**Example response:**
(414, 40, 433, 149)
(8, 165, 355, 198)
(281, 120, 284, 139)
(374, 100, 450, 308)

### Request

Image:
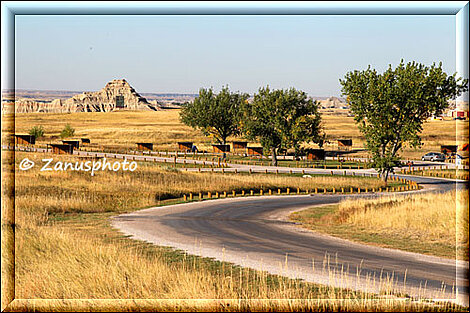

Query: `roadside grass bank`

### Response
(7, 151, 466, 311)
(13, 152, 393, 211)
(404, 168, 469, 180)
(290, 191, 469, 261)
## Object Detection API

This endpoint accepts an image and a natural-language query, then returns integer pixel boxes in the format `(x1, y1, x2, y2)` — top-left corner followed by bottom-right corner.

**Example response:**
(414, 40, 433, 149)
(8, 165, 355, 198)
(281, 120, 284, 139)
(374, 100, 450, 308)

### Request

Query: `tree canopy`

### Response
(241, 86, 324, 166)
(340, 61, 468, 181)
(180, 86, 249, 157)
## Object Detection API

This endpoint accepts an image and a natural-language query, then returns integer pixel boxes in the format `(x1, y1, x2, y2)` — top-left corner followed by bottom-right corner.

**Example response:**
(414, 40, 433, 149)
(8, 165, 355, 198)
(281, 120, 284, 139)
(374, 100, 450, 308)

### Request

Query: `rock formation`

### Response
(12, 79, 161, 113)
(318, 96, 347, 109)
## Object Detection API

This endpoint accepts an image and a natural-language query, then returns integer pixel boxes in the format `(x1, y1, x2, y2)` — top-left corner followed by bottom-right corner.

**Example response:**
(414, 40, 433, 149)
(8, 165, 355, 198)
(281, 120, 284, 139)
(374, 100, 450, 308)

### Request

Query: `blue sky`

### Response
(15, 15, 455, 96)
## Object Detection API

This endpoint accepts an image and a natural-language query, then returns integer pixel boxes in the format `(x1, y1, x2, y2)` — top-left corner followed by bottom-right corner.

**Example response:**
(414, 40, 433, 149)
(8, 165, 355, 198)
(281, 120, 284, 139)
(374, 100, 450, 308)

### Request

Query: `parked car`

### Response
(421, 152, 446, 162)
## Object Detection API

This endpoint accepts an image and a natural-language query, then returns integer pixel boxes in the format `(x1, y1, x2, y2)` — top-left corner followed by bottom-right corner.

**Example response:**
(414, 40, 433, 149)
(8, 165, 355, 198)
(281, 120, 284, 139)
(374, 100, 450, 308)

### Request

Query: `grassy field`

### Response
(290, 191, 469, 260)
(12, 152, 389, 214)
(5, 151, 465, 311)
(5, 110, 468, 160)
(2, 109, 468, 311)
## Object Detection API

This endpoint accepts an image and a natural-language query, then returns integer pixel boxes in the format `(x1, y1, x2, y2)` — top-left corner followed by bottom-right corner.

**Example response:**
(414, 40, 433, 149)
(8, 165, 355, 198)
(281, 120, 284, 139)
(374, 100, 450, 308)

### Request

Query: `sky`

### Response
(15, 15, 456, 97)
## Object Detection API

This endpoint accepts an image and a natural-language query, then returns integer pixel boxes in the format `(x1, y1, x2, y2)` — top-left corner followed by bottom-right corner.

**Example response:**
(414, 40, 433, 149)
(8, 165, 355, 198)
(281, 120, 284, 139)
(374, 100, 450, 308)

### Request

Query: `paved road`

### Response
(112, 174, 469, 305)
(7, 145, 468, 303)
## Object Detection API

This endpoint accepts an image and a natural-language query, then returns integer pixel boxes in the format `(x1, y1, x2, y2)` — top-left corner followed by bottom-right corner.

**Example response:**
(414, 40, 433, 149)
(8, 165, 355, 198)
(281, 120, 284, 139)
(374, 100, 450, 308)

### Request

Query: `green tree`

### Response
(241, 86, 324, 166)
(340, 61, 468, 182)
(60, 124, 75, 139)
(180, 86, 249, 158)
(29, 125, 45, 139)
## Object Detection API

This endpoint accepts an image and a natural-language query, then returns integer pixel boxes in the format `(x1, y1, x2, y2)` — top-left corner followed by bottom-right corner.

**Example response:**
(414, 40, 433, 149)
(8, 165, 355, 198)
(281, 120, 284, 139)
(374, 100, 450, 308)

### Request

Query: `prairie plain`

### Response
(4, 110, 468, 159)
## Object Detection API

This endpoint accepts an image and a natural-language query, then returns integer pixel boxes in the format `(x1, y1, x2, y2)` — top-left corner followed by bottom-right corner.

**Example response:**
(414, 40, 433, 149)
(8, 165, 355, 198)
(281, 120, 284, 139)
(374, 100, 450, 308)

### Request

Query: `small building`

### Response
(81, 138, 91, 144)
(456, 143, 469, 168)
(459, 143, 469, 152)
(14, 134, 36, 145)
(136, 142, 153, 151)
(212, 144, 230, 153)
(232, 141, 248, 150)
(62, 140, 80, 149)
(49, 144, 74, 155)
(305, 148, 325, 161)
(178, 142, 193, 152)
(448, 109, 469, 119)
(247, 146, 263, 156)
(337, 139, 352, 150)
(441, 145, 458, 155)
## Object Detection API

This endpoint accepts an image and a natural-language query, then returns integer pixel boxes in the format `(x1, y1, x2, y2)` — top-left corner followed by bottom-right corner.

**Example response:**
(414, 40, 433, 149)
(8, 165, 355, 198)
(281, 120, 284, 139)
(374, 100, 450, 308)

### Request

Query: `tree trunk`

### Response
(382, 169, 390, 184)
(271, 147, 278, 167)
(222, 138, 227, 159)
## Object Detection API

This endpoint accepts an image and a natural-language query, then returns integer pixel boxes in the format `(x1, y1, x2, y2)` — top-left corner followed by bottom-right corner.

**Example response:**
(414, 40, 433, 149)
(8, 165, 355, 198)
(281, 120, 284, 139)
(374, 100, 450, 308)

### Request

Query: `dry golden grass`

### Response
(319, 114, 467, 159)
(291, 191, 469, 260)
(4, 110, 467, 159)
(14, 152, 387, 216)
(1, 150, 464, 311)
(9, 152, 458, 311)
(337, 192, 466, 246)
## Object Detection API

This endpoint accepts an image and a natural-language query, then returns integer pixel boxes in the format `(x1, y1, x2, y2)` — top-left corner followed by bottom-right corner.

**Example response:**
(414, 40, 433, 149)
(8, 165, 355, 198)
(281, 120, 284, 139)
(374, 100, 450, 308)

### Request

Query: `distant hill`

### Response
(2, 84, 347, 113)
(6, 79, 162, 113)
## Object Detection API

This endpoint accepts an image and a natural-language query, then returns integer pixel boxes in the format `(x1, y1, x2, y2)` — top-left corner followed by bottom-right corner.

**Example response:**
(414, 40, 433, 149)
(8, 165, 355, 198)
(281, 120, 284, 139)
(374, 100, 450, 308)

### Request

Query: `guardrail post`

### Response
(314, 188, 318, 194)
(232, 190, 236, 197)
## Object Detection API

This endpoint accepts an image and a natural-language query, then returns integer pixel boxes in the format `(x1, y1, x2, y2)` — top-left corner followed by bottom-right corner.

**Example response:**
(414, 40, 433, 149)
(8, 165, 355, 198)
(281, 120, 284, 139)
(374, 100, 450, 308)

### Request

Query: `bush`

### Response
(29, 125, 45, 139)
(60, 124, 75, 138)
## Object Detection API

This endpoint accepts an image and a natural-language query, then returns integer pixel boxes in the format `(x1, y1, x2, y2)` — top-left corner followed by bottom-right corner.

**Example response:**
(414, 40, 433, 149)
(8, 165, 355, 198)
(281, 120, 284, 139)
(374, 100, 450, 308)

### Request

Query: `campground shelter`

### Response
(62, 140, 80, 149)
(178, 142, 193, 151)
(337, 139, 352, 149)
(136, 142, 153, 151)
(441, 145, 458, 155)
(49, 144, 74, 155)
(213, 144, 230, 153)
(247, 146, 263, 156)
(14, 134, 36, 145)
(305, 148, 325, 161)
(232, 141, 248, 150)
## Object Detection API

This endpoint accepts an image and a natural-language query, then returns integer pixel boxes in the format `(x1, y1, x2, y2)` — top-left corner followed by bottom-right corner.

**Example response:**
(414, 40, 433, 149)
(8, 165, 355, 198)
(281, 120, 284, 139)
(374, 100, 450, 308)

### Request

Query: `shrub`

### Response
(29, 125, 45, 139)
(60, 124, 75, 138)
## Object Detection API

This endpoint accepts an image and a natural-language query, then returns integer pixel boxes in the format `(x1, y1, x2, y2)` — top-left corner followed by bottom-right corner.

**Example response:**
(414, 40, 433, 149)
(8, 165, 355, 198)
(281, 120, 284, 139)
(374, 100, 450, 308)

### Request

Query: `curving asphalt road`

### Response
(8, 146, 467, 303)
(112, 172, 469, 305)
